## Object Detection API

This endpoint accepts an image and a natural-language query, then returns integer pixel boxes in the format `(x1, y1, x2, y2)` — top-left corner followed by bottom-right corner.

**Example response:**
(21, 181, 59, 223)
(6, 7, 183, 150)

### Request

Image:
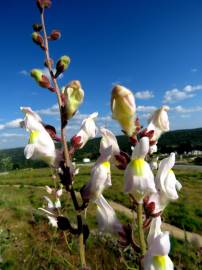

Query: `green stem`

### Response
(41, 9, 86, 268)
(137, 203, 146, 256)
(79, 230, 86, 268)
(77, 214, 86, 268)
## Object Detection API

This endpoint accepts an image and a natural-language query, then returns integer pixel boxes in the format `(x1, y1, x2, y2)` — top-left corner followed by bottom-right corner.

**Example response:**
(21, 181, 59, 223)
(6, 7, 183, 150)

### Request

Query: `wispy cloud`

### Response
(19, 70, 29, 76)
(37, 104, 59, 116)
(1, 133, 25, 138)
(163, 84, 202, 103)
(137, 105, 157, 113)
(163, 88, 194, 103)
(0, 119, 22, 130)
(183, 84, 202, 93)
(135, 90, 154, 99)
(191, 68, 198, 73)
(172, 105, 202, 113)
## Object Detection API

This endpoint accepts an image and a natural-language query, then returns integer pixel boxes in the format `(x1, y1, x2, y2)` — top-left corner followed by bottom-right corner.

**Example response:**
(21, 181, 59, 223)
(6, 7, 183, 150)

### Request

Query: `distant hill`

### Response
(0, 127, 201, 171)
(158, 127, 202, 154)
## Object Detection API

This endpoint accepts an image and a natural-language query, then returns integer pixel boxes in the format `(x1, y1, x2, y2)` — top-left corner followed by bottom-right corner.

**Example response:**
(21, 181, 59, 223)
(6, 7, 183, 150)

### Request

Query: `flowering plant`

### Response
(20, 1, 182, 269)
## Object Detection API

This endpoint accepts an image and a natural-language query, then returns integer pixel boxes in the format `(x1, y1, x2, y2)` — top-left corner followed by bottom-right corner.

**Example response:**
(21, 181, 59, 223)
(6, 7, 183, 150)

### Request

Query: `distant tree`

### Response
(0, 157, 13, 172)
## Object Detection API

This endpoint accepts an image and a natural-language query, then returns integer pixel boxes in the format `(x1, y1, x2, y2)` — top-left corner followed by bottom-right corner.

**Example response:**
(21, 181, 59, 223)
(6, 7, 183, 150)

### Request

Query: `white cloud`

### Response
(0, 119, 23, 130)
(137, 106, 157, 113)
(180, 114, 190, 118)
(19, 70, 29, 76)
(172, 105, 202, 113)
(163, 88, 194, 103)
(191, 68, 198, 73)
(1, 133, 25, 138)
(135, 90, 154, 99)
(163, 83, 202, 103)
(183, 84, 202, 93)
(141, 113, 152, 119)
(37, 104, 59, 116)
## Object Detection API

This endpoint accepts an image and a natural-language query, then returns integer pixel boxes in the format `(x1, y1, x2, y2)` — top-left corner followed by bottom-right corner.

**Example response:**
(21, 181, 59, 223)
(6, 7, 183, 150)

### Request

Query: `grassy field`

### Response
(0, 166, 201, 269)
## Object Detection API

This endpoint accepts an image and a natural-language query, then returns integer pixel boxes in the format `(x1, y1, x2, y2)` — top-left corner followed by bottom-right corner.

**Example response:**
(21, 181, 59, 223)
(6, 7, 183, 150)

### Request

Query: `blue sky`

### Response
(1, 0, 202, 149)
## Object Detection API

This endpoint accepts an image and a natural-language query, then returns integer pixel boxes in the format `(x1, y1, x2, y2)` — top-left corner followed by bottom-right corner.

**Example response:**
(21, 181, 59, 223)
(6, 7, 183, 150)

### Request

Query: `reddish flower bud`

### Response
(44, 124, 61, 142)
(31, 69, 55, 92)
(115, 151, 130, 170)
(129, 135, 138, 145)
(147, 202, 156, 214)
(32, 32, 45, 50)
(71, 135, 82, 149)
(32, 23, 42, 32)
(48, 30, 61, 41)
(36, 0, 52, 12)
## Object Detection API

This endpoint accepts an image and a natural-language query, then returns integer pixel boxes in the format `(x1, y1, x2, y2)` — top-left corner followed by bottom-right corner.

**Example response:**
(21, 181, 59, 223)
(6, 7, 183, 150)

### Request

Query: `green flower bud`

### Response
(31, 69, 55, 92)
(32, 32, 45, 49)
(55, 55, 70, 78)
(31, 69, 43, 82)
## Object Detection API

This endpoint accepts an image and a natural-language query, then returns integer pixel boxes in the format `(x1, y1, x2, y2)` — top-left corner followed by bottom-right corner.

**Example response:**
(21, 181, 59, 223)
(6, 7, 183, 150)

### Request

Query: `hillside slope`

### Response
(0, 127, 201, 171)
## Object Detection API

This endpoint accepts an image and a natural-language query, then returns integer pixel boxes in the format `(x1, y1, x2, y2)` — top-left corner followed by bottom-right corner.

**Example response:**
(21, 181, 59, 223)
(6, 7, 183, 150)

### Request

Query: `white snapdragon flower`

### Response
(147, 106, 170, 141)
(155, 153, 182, 200)
(148, 153, 182, 214)
(95, 195, 123, 234)
(47, 216, 58, 228)
(81, 146, 112, 202)
(71, 112, 98, 149)
(99, 127, 120, 162)
(144, 217, 174, 270)
(21, 107, 56, 166)
(38, 208, 58, 228)
(45, 186, 53, 194)
(44, 196, 61, 209)
(124, 137, 157, 203)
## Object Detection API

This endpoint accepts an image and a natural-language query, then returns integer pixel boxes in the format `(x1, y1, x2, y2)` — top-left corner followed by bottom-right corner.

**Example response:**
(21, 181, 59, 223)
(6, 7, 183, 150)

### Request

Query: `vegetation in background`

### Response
(0, 127, 202, 172)
(0, 166, 201, 269)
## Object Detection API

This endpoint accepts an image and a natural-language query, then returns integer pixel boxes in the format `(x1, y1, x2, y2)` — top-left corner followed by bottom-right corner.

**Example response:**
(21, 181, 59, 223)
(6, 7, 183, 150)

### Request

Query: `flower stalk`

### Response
(40, 8, 86, 268)
(137, 203, 146, 256)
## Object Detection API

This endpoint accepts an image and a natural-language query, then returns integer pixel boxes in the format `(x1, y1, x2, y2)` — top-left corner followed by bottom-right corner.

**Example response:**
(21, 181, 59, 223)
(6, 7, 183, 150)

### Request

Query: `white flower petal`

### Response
(144, 216, 174, 270)
(95, 195, 122, 234)
(24, 144, 35, 159)
(56, 188, 63, 197)
(150, 232, 171, 256)
(45, 186, 53, 194)
(44, 196, 54, 209)
(55, 198, 61, 208)
(132, 137, 150, 159)
(21, 107, 56, 166)
(47, 215, 58, 228)
(147, 217, 162, 246)
(124, 157, 156, 203)
(155, 153, 181, 201)
(99, 127, 120, 158)
(147, 106, 170, 142)
(75, 112, 98, 148)
(82, 158, 111, 201)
